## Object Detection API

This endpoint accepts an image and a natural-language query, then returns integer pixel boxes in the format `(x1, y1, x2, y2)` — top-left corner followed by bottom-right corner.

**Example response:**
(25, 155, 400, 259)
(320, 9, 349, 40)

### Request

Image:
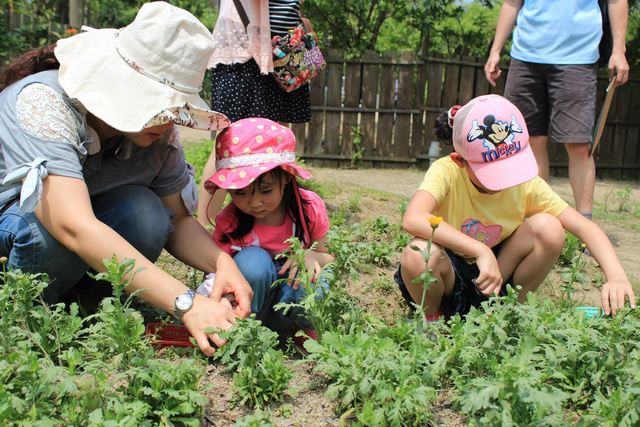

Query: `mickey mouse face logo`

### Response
(489, 121, 510, 145)
(468, 114, 523, 149)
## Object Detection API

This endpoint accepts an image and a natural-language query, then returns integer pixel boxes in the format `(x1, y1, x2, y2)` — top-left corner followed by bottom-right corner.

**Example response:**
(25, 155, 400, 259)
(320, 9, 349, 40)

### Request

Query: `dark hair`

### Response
(0, 44, 60, 92)
(433, 110, 454, 145)
(221, 167, 311, 246)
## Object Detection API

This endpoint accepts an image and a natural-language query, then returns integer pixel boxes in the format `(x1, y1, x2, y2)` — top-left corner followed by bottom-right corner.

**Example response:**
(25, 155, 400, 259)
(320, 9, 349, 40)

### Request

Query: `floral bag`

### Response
(270, 22, 325, 92)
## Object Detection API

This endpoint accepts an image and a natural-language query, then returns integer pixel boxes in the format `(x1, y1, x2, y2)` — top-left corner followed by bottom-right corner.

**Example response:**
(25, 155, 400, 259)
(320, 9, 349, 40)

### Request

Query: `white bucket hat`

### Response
(54, 1, 229, 132)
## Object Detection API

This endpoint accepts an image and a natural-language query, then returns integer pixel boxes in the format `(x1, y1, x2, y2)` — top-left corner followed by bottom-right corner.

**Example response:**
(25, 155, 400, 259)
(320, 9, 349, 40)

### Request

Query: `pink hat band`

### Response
(215, 151, 297, 170)
(204, 117, 311, 192)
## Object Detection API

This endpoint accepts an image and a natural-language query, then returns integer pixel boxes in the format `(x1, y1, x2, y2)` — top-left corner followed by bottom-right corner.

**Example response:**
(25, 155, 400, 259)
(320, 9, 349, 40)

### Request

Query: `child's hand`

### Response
(475, 249, 502, 297)
(278, 257, 299, 288)
(278, 250, 323, 289)
(601, 280, 636, 316)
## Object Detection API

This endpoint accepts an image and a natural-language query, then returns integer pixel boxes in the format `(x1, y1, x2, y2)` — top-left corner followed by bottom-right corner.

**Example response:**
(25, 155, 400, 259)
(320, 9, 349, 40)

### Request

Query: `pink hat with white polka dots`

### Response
(204, 118, 311, 193)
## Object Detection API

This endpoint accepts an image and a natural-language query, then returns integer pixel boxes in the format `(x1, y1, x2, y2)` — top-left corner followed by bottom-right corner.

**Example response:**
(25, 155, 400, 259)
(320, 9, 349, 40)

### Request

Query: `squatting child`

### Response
(396, 94, 635, 319)
(199, 118, 334, 335)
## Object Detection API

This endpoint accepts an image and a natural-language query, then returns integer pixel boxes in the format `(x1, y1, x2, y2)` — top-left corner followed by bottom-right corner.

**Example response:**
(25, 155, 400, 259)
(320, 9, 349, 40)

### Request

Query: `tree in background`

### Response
(2, 0, 638, 67)
(304, 0, 638, 66)
(302, 0, 409, 55)
(1, 0, 218, 65)
(1, 0, 67, 63)
(85, 0, 217, 30)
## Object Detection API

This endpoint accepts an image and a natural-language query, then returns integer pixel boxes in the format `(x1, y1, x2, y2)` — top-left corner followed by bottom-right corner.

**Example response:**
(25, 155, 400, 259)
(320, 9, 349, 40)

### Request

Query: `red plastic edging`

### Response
(145, 322, 194, 348)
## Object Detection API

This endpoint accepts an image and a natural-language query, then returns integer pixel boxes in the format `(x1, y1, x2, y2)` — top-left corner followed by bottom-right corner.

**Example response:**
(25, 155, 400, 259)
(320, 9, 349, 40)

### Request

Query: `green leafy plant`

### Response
(349, 126, 365, 168)
(214, 316, 293, 408)
(0, 257, 209, 425)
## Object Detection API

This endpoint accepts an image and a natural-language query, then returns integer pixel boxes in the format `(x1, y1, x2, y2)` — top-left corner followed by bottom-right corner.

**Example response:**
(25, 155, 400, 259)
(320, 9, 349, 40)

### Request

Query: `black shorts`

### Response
(504, 59, 597, 144)
(395, 243, 512, 317)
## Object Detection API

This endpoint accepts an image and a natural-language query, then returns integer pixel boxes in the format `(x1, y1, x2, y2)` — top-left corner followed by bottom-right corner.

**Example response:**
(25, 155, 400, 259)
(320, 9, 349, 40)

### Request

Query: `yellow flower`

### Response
(428, 216, 443, 229)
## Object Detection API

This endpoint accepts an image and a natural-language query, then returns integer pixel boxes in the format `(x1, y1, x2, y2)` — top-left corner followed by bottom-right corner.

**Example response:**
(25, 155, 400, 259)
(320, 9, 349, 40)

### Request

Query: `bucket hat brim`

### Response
(204, 162, 311, 194)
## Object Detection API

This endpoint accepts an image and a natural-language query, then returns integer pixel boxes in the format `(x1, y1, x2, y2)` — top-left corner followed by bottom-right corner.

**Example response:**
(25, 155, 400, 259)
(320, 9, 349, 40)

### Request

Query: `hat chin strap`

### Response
(292, 179, 310, 247)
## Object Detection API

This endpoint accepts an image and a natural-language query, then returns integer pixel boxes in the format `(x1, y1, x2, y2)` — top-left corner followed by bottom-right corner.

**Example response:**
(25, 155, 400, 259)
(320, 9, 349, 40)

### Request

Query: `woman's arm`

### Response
(162, 191, 252, 317)
(196, 149, 227, 227)
(34, 175, 240, 356)
(558, 206, 635, 314)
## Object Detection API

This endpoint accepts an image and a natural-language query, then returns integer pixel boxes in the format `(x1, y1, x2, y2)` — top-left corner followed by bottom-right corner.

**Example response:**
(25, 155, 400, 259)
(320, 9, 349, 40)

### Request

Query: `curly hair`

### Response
(433, 110, 453, 145)
(0, 44, 59, 92)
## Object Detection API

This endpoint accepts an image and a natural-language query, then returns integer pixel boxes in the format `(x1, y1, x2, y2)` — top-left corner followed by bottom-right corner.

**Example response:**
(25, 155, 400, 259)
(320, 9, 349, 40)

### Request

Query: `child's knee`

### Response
(531, 213, 564, 253)
(401, 242, 446, 276)
(233, 246, 278, 288)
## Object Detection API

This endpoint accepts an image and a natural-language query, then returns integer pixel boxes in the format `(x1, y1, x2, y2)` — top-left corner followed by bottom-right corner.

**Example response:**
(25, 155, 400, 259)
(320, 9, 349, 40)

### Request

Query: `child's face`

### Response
(228, 171, 288, 221)
(450, 152, 499, 195)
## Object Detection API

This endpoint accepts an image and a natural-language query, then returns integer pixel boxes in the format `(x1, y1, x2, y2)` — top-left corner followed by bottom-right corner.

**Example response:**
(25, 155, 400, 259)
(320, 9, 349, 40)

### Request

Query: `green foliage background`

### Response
(2, 0, 638, 66)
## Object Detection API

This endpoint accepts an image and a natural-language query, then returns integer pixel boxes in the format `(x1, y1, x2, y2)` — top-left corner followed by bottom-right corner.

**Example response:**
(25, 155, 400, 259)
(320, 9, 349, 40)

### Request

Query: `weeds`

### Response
(0, 257, 208, 425)
(214, 316, 292, 408)
(349, 126, 365, 168)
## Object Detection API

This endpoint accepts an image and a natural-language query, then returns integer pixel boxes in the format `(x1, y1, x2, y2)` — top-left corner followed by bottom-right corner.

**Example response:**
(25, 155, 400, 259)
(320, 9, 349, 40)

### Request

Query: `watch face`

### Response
(176, 293, 193, 311)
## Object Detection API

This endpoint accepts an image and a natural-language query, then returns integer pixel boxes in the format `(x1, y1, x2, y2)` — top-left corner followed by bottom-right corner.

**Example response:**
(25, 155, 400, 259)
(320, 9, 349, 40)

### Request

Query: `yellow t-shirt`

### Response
(417, 156, 569, 248)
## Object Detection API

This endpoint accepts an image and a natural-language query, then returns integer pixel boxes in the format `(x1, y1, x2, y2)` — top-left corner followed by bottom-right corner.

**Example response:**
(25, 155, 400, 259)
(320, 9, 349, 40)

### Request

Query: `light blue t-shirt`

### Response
(511, 0, 602, 65)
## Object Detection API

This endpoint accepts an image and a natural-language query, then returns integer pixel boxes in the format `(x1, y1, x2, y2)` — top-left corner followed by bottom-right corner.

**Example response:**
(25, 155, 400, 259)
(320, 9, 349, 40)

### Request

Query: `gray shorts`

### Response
(504, 59, 597, 144)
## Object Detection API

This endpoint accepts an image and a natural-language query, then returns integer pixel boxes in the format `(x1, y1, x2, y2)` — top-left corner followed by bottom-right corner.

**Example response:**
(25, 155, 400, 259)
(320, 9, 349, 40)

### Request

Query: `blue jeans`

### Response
(233, 246, 330, 314)
(0, 185, 172, 304)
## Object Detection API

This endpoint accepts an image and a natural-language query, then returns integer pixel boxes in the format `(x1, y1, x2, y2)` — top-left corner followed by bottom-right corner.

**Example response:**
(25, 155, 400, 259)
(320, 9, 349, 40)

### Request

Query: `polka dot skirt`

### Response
(210, 59, 311, 124)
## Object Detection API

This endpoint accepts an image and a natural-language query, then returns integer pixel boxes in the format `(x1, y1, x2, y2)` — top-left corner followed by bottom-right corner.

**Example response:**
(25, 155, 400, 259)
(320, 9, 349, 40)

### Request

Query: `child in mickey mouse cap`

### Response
(397, 94, 635, 320)
(199, 117, 334, 335)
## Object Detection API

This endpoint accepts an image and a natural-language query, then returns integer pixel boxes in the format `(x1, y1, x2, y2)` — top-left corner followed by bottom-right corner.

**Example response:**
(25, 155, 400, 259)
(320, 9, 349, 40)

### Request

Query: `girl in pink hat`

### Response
(200, 117, 334, 334)
(397, 95, 635, 320)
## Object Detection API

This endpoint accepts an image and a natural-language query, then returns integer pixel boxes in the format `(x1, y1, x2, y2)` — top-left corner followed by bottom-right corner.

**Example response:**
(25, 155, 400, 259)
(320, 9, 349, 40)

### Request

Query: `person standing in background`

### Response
(483, 0, 630, 222)
(197, 0, 311, 227)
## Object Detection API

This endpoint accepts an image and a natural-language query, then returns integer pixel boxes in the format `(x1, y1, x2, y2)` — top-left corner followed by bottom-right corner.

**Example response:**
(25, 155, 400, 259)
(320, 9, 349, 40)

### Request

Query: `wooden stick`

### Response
(590, 79, 617, 157)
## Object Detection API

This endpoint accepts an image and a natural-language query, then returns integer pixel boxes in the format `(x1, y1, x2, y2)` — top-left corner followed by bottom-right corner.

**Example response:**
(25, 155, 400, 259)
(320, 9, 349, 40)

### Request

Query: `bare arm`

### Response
(196, 148, 227, 227)
(34, 175, 242, 356)
(162, 191, 252, 317)
(484, 0, 522, 86)
(558, 206, 635, 314)
(607, 0, 630, 85)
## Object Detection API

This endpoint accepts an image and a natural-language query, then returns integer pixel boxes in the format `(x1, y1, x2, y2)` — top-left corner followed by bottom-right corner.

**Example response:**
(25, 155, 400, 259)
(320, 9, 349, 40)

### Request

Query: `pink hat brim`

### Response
(468, 142, 539, 191)
(204, 162, 312, 193)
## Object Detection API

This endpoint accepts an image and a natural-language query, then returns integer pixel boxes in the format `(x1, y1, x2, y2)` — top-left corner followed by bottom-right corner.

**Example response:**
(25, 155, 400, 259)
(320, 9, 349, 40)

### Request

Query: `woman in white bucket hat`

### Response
(0, 2, 252, 356)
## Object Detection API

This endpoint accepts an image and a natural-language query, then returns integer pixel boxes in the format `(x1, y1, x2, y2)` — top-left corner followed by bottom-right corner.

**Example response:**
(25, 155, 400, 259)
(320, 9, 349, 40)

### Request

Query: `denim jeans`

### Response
(0, 185, 172, 304)
(233, 246, 330, 314)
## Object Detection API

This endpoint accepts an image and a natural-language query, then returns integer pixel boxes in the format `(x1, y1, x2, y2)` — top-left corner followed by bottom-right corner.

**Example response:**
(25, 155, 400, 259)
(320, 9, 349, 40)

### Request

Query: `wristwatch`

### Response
(173, 289, 196, 320)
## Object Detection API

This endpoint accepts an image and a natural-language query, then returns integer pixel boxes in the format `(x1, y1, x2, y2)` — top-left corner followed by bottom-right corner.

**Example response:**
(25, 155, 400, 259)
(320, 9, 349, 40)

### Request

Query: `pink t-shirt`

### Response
(213, 188, 330, 257)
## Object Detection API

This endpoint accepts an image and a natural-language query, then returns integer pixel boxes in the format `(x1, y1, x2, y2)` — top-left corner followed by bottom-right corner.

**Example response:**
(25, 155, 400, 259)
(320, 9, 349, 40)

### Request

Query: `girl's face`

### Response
(228, 171, 289, 223)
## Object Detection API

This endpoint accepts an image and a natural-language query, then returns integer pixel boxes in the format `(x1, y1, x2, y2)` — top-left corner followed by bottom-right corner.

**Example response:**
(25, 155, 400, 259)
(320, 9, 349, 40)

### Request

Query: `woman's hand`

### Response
(210, 253, 253, 318)
(474, 247, 503, 297)
(181, 294, 236, 357)
(601, 279, 636, 316)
